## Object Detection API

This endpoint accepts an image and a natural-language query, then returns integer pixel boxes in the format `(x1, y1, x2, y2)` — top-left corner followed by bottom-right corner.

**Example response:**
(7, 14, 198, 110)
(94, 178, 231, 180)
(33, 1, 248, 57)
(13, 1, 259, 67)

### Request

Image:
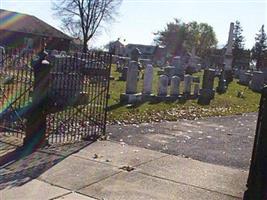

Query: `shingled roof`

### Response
(0, 9, 71, 40)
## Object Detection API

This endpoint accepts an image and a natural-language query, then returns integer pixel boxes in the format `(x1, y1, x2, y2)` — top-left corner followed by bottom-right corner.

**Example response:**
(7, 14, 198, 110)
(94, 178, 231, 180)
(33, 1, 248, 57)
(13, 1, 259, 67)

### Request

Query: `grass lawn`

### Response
(107, 65, 261, 124)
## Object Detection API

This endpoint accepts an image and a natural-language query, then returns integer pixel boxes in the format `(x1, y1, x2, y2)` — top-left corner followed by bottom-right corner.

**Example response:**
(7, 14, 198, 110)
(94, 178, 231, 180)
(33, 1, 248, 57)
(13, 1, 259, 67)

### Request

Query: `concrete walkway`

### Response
(1, 139, 248, 200)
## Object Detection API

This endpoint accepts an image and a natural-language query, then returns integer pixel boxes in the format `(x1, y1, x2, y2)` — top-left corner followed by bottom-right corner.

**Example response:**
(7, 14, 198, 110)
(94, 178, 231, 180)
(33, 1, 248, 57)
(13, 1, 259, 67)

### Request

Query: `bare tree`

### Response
(53, 0, 122, 52)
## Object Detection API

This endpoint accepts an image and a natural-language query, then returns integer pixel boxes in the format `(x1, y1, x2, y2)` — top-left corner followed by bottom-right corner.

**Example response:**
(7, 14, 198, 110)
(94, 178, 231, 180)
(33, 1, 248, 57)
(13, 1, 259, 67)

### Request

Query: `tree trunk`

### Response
(83, 39, 88, 53)
(256, 57, 262, 71)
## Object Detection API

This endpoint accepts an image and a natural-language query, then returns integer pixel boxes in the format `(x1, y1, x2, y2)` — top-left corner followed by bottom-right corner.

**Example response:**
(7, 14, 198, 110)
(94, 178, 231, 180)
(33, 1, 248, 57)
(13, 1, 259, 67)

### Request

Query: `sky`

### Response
(0, 0, 266, 49)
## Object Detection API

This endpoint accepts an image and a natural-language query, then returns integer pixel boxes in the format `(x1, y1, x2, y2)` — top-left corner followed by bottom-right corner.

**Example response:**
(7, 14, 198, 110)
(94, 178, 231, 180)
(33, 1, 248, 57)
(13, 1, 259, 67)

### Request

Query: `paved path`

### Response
(1, 140, 247, 200)
(107, 113, 258, 170)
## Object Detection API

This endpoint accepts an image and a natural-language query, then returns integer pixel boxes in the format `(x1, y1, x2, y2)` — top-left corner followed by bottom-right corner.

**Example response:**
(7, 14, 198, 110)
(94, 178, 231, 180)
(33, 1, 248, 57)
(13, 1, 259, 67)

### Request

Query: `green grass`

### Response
(107, 65, 261, 124)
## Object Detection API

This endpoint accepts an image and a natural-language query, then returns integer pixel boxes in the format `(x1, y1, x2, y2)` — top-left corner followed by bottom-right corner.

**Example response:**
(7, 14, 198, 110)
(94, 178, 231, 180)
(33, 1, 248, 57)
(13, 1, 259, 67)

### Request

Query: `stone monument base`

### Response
(142, 94, 156, 101)
(120, 93, 142, 104)
(155, 95, 181, 101)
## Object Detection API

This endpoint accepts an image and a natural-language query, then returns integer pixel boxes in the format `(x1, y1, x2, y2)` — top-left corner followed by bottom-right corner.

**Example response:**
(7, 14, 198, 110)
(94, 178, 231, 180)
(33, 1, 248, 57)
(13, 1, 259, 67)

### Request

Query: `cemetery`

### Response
(107, 23, 264, 124)
(1, 2, 267, 200)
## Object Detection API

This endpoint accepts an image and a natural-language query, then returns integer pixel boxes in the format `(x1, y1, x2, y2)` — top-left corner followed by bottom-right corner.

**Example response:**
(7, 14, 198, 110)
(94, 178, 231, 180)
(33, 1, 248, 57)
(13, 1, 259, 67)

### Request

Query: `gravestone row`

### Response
(120, 62, 202, 104)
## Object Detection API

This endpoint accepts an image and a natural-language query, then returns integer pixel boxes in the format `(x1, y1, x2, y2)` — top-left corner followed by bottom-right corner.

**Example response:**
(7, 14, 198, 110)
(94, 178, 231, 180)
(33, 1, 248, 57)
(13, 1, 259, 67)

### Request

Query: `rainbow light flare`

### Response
(0, 10, 26, 31)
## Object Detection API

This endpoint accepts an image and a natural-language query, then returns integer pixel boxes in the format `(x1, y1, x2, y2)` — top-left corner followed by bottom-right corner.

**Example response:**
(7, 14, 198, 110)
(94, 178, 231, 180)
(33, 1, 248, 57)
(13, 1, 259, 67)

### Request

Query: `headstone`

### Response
(224, 22, 235, 83)
(0, 46, 5, 67)
(198, 69, 216, 105)
(193, 83, 200, 98)
(119, 66, 128, 81)
(249, 71, 265, 92)
(216, 71, 227, 94)
(183, 75, 193, 96)
(188, 47, 199, 73)
(172, 56, 185, 79)
(143, 64, 154, 95)
(172, 56, 181, 68)
(116, 61, 120, 71)
(238, 70, 252, 86)
(261, 68, 267, 84)
(224, 22, 234, 71)
(131, 48, 141, 62)
(158, 75, 168, 96)
(126, 61, 139, 94)
(164, 66, 176, 78)
(170, 76, 180, 96)
(174, 66, 185, 80)
(202, 68, 215, 90)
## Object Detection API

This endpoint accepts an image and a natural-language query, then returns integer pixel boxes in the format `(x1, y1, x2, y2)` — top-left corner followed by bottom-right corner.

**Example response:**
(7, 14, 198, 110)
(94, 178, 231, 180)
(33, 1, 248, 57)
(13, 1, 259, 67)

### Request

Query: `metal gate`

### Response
(0, 48, 34, 139)
(0, 48, 111, 145)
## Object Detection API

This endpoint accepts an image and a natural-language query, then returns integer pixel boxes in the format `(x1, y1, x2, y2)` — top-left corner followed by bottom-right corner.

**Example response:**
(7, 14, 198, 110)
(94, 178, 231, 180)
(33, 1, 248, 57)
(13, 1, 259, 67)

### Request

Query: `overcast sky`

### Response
(1, 0, 266, 48)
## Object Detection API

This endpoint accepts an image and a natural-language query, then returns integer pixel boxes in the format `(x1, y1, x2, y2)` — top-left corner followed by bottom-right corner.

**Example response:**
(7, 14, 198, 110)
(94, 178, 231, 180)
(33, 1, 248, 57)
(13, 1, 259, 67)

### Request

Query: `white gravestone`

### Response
(184, 75, 193, 95)
(126, 61, 139, 94)
(158, 75, 168, 96)
(170, 76, 180, 96)
(143, 64, 154, 95)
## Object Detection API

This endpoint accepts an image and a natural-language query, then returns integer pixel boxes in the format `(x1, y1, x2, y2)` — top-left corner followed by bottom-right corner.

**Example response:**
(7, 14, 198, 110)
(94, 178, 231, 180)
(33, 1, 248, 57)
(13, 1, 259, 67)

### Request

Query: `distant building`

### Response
(107, 41, 169, 65)
(153, 46, 168, 65)
(70, 38, 83, 52)
(108, 40, 125, 56)
(0, 9, 71, 51)
(124, 44, 157, 60)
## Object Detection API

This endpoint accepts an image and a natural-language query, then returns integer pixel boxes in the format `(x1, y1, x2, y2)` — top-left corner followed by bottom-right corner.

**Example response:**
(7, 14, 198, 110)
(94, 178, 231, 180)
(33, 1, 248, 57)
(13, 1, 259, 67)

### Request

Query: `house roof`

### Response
(0, 9, 71, 40)
(126, 44, 157, 55)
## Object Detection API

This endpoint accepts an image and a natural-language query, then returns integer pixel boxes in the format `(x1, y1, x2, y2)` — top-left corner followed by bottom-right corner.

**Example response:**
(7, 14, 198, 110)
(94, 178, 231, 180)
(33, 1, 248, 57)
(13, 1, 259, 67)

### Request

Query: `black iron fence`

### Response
(0, 48, 111, 146)
(0, 48, 35, 138)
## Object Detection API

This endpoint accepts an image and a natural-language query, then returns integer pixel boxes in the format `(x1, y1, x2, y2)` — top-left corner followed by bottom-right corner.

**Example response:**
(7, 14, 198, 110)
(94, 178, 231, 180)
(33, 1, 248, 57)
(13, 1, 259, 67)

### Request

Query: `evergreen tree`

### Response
(251, 25, 267, 69)
(232, 20, 245, 68)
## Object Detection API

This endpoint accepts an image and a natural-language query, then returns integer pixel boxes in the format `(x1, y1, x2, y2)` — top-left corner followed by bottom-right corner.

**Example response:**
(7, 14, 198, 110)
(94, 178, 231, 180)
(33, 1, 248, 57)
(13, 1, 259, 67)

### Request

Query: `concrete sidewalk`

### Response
(0, 140, 248, 200)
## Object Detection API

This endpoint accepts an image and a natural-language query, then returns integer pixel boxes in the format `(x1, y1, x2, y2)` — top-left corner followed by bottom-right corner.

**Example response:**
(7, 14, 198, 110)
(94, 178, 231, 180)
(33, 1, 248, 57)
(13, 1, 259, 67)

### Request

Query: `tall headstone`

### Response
(143, 64, 154, 95)
(170, 76, 180, 97)
(126, 61, 139, 94)
(183, 75, 193, 96)
(249, 71, 265, 92)
(224, 22, 235, 83)
(120, 61, 142, 103)
(198, 69, 216, 105)
(158, 75, 168, 96)
(188, 47, 199, 73)
(172, 56, 185, 80)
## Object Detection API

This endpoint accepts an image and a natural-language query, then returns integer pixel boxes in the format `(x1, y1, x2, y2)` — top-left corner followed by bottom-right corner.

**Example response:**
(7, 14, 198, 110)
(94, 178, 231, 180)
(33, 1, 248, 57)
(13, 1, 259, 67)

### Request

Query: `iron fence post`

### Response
(23, 50, 51, 148)
(244, 86, 267, 200)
